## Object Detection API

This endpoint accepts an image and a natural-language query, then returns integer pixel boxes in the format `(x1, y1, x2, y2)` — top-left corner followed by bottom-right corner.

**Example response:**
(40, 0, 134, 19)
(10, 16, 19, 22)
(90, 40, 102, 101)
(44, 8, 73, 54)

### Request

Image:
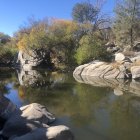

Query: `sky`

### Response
(0, 0, 115, 36)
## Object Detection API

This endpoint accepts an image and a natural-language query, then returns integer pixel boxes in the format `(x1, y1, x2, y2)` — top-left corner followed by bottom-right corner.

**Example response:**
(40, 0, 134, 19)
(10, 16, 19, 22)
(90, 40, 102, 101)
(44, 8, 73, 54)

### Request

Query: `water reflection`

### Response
(74, 74, 140, 96)
(0, 68, 140, 140)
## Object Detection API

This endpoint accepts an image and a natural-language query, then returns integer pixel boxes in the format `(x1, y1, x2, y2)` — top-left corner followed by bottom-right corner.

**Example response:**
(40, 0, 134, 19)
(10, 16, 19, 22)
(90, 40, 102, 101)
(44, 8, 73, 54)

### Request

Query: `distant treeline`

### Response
(0, 0, 140, 67)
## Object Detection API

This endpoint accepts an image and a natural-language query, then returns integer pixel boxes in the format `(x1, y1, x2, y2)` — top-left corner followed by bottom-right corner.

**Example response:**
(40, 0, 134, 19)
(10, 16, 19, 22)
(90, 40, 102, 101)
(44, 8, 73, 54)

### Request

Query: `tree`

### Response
(75, 33, 106, 64)
(0, 32, 10, 46)
(72, 2, 99, 24)
(113, 0, 140, 48)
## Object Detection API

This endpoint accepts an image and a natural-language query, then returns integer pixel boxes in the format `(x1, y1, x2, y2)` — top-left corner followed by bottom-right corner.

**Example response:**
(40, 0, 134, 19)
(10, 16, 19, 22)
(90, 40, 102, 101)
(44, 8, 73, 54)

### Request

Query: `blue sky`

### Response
(0, 0, 115, 36)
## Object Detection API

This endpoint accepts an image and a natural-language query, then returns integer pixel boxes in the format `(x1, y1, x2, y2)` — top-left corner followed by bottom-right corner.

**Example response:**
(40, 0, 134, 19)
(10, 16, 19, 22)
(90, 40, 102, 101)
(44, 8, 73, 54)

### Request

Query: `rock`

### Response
(104, 68, 120, 79)
(105, 42, 121, 53)
(123, 45, 131, 52)
(114, 88, 124, 96)
(73, 61, 130, 79)
(133, 42, 140, 52)
(80, 62, 106, 76)
(11, 125, 74, 140)
(0, 94, 20, 120)
(115, 53, 126, 62)
(17, 49, 53, 70)
(10, 128, 48, 140)
(131, 56, 140, 63)
(2, 110, 49, 138)
(131, 66, 140, 79)
(73, 63, 91, 75)
(47, 125, 74, 140)
(2, 103, 55, 138)
(123, 62, 132, 69)
(20, 103, 55, 124)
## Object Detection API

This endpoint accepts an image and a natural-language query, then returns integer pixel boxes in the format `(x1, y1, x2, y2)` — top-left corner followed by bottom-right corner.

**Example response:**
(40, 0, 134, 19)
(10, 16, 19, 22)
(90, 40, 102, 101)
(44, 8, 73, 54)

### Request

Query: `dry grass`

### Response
(111, 62, 121, 69)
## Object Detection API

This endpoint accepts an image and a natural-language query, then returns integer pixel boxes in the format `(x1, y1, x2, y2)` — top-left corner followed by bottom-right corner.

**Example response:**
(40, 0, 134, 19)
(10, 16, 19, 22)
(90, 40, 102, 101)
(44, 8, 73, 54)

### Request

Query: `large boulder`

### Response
(2, 103, 55, 138)
(11, 125, 74, 140)
(20, 103, 55, 124)
(17, 49, 53, 70)
(0, 94, 20, 120)
(73, 61, 130, 79)
(2, 111, 46, 138)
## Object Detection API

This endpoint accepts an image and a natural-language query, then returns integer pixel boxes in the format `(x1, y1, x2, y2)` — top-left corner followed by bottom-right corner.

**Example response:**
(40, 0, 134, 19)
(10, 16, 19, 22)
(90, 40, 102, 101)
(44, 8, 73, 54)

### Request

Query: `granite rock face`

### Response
(73, 61, 131, 79)
(73, 52, 140, 79)
(17, 49, 53, 70)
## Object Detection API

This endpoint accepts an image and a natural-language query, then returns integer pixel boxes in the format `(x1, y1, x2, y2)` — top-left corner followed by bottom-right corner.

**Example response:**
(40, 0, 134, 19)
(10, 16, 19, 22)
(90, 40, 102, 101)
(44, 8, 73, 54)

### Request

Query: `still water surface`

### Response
(1, 68, 140, 140)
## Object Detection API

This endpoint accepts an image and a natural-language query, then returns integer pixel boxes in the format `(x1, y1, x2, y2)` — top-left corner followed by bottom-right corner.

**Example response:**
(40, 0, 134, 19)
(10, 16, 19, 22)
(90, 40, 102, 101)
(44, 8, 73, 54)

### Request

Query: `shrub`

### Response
(75, 34, 107, 65)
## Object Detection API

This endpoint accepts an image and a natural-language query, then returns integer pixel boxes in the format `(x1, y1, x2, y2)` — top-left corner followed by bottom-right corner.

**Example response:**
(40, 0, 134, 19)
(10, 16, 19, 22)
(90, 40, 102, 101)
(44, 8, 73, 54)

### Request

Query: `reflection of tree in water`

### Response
(108, 94, 140, 140)
(18, 71, 112, 126)
(2, 68, 140, 140)
(17, 69, 140, 140)
(0, 68, 18, 94)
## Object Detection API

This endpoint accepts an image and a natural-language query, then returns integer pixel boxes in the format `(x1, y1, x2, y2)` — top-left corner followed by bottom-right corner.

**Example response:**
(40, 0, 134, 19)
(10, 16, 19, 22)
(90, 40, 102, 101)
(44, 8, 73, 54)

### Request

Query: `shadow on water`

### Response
(1, 68, 140, 140)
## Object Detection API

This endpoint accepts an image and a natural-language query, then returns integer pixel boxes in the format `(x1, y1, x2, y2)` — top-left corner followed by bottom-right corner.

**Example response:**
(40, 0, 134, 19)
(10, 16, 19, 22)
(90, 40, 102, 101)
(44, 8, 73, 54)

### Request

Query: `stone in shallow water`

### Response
(10, 125, 74, 140)
(20, 103, 55, 124)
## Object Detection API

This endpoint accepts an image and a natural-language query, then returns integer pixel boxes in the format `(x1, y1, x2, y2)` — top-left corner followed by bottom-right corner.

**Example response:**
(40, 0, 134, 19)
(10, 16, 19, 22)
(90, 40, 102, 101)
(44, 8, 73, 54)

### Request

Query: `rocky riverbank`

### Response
(73, 53, 140, 79)
(0, 95, 74, 140)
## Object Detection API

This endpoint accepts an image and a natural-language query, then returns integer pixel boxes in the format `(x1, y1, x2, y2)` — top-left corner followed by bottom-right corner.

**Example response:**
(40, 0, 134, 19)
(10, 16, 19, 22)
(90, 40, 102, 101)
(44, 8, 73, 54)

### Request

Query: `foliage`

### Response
(15, 18, 82, 67)
(16, 19, 49, 51)
(113, 0, 140, 48)
(75, 33, 107, 64)
(0, 36, 18, 65)
(0, 32, 10, 46)
(72, 2, 99, 23)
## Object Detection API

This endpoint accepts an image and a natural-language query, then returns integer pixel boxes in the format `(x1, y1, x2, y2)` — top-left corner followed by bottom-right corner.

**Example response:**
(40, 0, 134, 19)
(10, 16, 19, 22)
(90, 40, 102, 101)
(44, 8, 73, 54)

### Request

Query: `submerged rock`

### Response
(11, 125, 74, 140)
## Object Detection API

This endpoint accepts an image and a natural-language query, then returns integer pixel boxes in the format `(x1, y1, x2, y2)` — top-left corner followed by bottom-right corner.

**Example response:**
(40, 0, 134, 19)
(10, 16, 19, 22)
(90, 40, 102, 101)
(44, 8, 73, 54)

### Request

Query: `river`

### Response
(0, 68, 140, 140)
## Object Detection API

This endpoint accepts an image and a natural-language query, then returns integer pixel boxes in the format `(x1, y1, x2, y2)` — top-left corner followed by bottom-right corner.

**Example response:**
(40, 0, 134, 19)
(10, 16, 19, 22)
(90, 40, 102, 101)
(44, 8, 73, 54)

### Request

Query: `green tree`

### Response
(72, 2, 99, 24)
(75, 33, 106, 64)
(0, 32, 10, 46)
(113, 0, 140, 48)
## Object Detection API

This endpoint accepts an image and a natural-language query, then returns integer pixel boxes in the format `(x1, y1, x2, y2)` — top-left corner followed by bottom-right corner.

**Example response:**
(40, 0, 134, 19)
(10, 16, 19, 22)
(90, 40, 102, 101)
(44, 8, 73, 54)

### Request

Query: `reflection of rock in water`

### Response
(73, 74, 140, 96)
(17, 69, 51, 87)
